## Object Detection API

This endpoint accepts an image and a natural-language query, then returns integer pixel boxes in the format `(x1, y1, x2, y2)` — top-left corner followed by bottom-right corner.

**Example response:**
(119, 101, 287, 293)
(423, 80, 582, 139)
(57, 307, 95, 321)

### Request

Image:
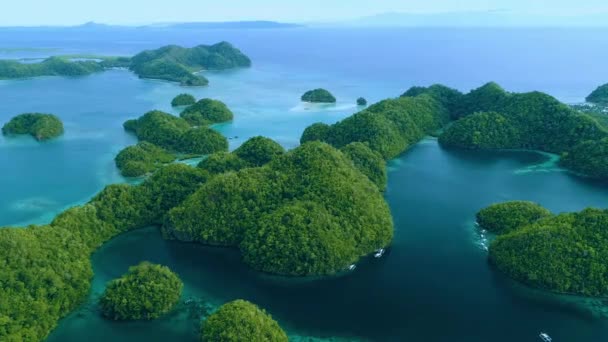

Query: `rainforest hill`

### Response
(0, 42, 251, 86)
(119, 110, 228, 176)
(2, 113, 64, 141)
(301, 88, 337, 103)
(0, 163, 209, 341)
(100, 262, 183, 321)
(399, 82, 608, 180)
(171, 93, 197, 107)
(129, 42, 251, 86)
(200, 300, 288, 342)
(180, 98, 234, 126)
(301, 94, 450, 160)
(482, 203, 608, 297)
(586, 83, 608, 104)
(476, 201, 551, 234)
(165, 141, 393, 276)
(115, 142, 176, 177)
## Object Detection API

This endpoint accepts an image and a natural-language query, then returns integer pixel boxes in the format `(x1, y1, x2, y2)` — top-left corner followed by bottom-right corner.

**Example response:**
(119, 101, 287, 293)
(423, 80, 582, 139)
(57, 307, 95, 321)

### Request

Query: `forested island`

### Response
(2, 113, 64, 140)
(200, 300, 288, 341)
(171, 93, 196, 107)
(0, 42, 251, 86)
(374, 82, 608, 180)
(100, 262, 183, 320)
(180, 98, 234, 126)
(301, 88, 337, 103)
(3, 79, 608, 340)
(478, 202, 608, 297)
(118, 109, 228, 176)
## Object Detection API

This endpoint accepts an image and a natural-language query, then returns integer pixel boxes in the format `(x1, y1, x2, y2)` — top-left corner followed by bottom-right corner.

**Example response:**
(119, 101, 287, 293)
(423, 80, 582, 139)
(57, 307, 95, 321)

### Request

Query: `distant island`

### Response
(129, 42, 251, 86)
(162, 21, 302, 29)
(301, 88, 336, 103)
(0, 42, 251, 86)
(171, 93, 196, 107)
(357, 97, 368, 106)
(2, 113, 64, 141)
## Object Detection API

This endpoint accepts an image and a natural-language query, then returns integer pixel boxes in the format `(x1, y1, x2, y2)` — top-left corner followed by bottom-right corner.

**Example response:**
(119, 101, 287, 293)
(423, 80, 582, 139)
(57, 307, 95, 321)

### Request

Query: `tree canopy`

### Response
(490, 207, 608, 297)
(560, 138, 608, 179)
(200, 300, 288, 342)
(301, 95, 450, 160)
(2, 113, 64, 141)
(435, 83, 608, 178)
(586, 83, 608, 104)
(130, 42, 251, 86)
(180, 98, 234, 126)
(166, 141, 393, 275)
(171, 93, 197, 107)
(476, 201, 551, 234)
(301, 89, 336, 103)
(115, 142, 176, 177)
(123, 110, 228, 154)
(233, 136, 285, 167)
(100, 262, 183, 321)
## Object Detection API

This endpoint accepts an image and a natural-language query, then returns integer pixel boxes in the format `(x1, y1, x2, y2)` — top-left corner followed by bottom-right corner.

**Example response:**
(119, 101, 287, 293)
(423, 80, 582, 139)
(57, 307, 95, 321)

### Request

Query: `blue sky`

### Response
(3, 0, 608, 25)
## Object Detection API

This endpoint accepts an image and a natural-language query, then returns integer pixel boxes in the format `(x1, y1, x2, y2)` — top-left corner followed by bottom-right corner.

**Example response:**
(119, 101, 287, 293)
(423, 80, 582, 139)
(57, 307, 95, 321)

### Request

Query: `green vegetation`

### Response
(166, 141, 393, 275)
(177, 127, 229, 155)
(341, 142, 387, 191)
(0, 162, 209, 341)
(489, 206, 608, 297)
(357, 97, 368, 106)
(115, 142, 176, 177)
(401, 84, 463, 118)
(171, 93, 197, 107)
(100, 262, 183, 321)
(0, 57, 103, 79)
(586, 83, 608, 104)
(476, 201, 551, 234)
(438, 112, 521, 149)
(301, 95, 450, 160)
(123, 110, 228, 154)
(2, 113, 64, 141)
(0, 42, 250, 86)
(200, 300, 288, 342)
(180, 98, 234, 126)
(561, 138, 608, 179)
(301, 88, 337, 103)
(130, 42, 251, 86)
(432, 82, 608, 179)
(196, 136, 284, 175)
(124, 110, 191, 150)
(197, 152, 249, 175)
(233, 136, 285, 166)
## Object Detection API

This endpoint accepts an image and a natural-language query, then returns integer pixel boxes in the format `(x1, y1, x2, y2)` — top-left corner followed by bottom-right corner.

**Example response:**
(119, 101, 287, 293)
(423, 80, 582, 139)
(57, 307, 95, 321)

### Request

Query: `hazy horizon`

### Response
(1, 0, 608, 26)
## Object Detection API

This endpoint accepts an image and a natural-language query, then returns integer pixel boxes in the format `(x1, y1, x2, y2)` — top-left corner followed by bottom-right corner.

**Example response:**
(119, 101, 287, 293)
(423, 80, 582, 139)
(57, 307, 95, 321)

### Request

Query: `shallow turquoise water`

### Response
(1, 27, 608, 341)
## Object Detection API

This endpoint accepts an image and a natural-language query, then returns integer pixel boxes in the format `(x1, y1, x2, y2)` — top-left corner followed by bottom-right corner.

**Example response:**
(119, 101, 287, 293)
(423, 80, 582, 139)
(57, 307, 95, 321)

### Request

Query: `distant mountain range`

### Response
(0, 21, 303, 30)
(338, 11, 608, 27)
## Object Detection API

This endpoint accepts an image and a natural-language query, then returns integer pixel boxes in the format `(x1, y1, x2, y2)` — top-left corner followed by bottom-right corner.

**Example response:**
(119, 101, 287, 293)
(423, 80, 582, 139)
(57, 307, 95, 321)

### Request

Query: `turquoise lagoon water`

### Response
(0, 27, 607, 341)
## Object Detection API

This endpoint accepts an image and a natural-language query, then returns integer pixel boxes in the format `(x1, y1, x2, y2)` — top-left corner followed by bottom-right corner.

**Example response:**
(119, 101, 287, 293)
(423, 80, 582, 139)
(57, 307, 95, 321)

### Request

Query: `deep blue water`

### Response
(0, 27, 607, 341)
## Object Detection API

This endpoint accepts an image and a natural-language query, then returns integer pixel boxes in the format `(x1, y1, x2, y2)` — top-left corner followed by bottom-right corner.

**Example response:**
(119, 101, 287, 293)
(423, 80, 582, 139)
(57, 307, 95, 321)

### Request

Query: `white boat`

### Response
(374, 248, 385, 258)
(348, 264, 356, 271)
(539, 332, 552, 342)
(474, 221, 480, 227)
